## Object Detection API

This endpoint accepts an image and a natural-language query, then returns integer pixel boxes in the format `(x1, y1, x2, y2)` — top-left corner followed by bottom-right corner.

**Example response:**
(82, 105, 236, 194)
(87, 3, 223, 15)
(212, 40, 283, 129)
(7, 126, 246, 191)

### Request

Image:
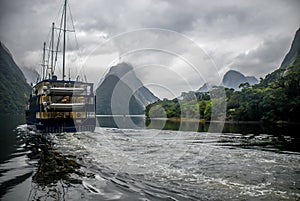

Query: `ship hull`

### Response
(26, 112, 96, 133)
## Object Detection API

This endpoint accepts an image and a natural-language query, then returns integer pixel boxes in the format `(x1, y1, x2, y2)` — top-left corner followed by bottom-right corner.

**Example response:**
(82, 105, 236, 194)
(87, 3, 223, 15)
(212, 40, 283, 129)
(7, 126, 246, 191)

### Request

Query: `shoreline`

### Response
(147, 117, 300, 125)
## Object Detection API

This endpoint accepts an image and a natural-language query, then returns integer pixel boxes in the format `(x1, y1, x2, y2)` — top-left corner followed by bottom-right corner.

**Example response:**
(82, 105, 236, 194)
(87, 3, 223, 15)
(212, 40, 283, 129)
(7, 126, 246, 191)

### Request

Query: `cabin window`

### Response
(42, 96, 50, 102)
(51, 96, 70, 103)
(41, 112, 51, 119)
(64, 112, 70, 118)
(87, 112, 95, 118)
(52, 96, 60, 103)
(54, 112, 64, 118)
(75, 112, 86, 118)
(72, 96, 85, 103)
(61, 96, 70, 103)
(88, 97, 94, 104)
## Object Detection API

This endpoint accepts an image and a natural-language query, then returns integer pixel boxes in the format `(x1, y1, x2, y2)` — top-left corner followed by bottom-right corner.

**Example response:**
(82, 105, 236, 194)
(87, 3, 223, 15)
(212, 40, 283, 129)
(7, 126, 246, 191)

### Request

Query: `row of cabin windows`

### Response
(32, 84, 93, 97)
(41, 96, 94, 104)
(36, 112, 95, 119)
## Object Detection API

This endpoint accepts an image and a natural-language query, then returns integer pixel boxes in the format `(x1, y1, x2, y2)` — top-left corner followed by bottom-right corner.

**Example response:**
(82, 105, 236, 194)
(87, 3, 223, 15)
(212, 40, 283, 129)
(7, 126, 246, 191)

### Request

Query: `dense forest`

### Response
(146, 59, 300, 122)
(146, 29, 300, 123)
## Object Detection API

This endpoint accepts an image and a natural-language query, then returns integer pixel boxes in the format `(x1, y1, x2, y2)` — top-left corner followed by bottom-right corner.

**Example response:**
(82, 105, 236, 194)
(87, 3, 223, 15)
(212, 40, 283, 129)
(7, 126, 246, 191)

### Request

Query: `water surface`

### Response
(0, 115, 299, 200)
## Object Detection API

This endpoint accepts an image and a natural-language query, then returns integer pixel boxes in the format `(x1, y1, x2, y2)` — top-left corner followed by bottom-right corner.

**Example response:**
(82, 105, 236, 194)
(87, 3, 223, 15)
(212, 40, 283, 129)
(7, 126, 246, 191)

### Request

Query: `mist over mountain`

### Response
(0, 42, 31, 114)
(20, 66, 40, 84)
(222, 70, 259, 90)
(96, 63, 159, 115)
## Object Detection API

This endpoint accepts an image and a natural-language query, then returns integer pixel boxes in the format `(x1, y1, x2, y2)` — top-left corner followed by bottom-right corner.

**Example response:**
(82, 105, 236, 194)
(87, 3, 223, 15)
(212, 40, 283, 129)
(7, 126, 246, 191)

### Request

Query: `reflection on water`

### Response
(98, 116, 299, 135)
(0, 115, 82, 200)
(31, 136, 81, 186)
(97, 116, 145, 129)
(0, 115, 31, 199)
(28, 135, 84, 201)
(146, 118, 204, 132)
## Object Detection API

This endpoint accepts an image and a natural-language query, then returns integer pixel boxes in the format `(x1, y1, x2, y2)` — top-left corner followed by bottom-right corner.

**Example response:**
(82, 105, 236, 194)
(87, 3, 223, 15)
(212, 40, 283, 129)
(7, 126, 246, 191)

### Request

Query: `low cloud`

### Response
(0, 0, 299, 98)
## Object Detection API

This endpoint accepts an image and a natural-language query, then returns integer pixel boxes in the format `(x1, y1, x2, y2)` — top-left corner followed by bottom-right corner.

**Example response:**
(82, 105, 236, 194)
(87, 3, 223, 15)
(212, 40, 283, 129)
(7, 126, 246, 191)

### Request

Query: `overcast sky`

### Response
(0, 0, 299, 98)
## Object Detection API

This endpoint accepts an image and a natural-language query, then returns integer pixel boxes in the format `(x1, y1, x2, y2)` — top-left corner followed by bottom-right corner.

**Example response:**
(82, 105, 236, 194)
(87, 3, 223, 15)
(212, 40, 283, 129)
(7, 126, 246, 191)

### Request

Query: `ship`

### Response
(26, 0, 96, 133)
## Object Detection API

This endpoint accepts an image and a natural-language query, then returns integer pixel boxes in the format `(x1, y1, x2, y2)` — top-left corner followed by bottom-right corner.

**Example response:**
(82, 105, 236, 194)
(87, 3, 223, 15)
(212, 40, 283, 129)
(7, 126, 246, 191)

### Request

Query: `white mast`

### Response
(51, 22, 55, 77)
(42, 42, 46, 80)
(62, 0, 67, 80)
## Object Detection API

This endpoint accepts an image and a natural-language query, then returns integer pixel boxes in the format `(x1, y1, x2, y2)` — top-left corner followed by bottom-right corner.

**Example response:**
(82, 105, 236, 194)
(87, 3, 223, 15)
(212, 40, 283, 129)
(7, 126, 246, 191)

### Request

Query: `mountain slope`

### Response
(96, 63, 159, 115)
(280, 28, 300, 69)
(260, 28, 300, 86)
(0, 42, 31, 114)
(228, 27, 300, 122)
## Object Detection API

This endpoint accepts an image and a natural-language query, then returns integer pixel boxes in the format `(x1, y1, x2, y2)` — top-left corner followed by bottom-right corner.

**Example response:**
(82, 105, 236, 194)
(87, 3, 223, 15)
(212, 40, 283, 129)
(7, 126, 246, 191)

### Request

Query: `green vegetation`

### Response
(0, 42, 31, 114)
(146, 54, 300, 123)
(146, 88, 224, 121)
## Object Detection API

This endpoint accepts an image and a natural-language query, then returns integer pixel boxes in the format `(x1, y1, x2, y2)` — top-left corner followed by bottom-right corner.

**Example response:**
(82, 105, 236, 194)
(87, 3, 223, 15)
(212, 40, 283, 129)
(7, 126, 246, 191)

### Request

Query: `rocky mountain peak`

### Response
(222, 70, 258, 90)
(96, 62, 159, 115)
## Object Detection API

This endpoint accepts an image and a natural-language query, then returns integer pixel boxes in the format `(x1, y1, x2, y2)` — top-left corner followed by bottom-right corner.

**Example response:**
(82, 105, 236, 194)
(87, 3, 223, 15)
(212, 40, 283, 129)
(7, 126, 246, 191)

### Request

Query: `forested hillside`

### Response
(0, 42, 31, 114)
(146, 28, 300, 123)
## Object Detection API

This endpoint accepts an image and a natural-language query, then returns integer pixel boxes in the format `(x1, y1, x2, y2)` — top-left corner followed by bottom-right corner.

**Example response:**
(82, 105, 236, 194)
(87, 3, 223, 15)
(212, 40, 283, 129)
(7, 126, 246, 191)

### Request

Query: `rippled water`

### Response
(1, 116, 300, 200)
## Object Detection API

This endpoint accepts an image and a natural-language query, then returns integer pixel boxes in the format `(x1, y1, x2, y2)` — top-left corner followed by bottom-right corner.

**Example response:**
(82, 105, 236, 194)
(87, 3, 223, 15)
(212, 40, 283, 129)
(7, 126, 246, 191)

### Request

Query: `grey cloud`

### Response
(0, 0, 300, 98)
(229, 35, 291, 78)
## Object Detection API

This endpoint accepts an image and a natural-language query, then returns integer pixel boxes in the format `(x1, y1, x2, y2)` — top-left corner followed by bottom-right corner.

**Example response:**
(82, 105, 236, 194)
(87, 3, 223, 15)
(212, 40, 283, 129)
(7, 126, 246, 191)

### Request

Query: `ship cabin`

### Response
(26, 75, 96, 133)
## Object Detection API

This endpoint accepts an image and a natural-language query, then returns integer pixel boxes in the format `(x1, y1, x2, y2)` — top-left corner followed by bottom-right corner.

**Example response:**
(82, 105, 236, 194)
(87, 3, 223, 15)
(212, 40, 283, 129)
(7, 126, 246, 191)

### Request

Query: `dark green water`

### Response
(0, 115, 299, 200)
(0, 114, 34, 200)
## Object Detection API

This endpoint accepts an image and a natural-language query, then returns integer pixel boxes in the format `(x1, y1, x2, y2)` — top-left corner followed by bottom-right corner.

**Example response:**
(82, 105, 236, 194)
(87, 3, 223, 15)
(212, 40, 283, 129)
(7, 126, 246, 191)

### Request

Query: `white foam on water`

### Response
(82, 181, 103, 195)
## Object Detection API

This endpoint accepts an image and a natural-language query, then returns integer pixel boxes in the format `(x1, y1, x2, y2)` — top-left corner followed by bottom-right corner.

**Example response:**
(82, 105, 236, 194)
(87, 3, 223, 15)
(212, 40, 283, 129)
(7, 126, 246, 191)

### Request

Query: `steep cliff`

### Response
(280, 28, 300, 69)
(96, 63, 159, 115)
(0, 42, 31, 114)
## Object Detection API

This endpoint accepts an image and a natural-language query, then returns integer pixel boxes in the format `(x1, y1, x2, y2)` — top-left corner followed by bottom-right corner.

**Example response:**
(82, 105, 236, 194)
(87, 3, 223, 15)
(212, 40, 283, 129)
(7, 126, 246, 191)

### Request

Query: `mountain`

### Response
(197, 83, 212, 92)
(0, 42, 31, 114)
(230, 28, 300, 122)
(222, 70, 258, 90)
(96, 63, 159, 115)
(245, 76, 258, 85)
(280, 28, 300, 69)
(146, 28, 300, 122)
(260, 28, 300, 87)
(20, 66, 40, 84)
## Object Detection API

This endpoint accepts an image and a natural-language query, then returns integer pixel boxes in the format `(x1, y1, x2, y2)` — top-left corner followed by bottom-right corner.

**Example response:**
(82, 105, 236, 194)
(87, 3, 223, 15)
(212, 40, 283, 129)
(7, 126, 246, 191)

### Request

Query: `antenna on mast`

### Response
(69, 68, 71, 81)
(42, 42, 46, 80)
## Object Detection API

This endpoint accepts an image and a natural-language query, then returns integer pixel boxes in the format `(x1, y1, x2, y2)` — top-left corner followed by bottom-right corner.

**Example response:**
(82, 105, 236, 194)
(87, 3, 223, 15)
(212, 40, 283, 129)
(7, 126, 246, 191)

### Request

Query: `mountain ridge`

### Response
(280, 28, 300, 69)
(222, 70, 258, 90)
(96, 63, 159, 115)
